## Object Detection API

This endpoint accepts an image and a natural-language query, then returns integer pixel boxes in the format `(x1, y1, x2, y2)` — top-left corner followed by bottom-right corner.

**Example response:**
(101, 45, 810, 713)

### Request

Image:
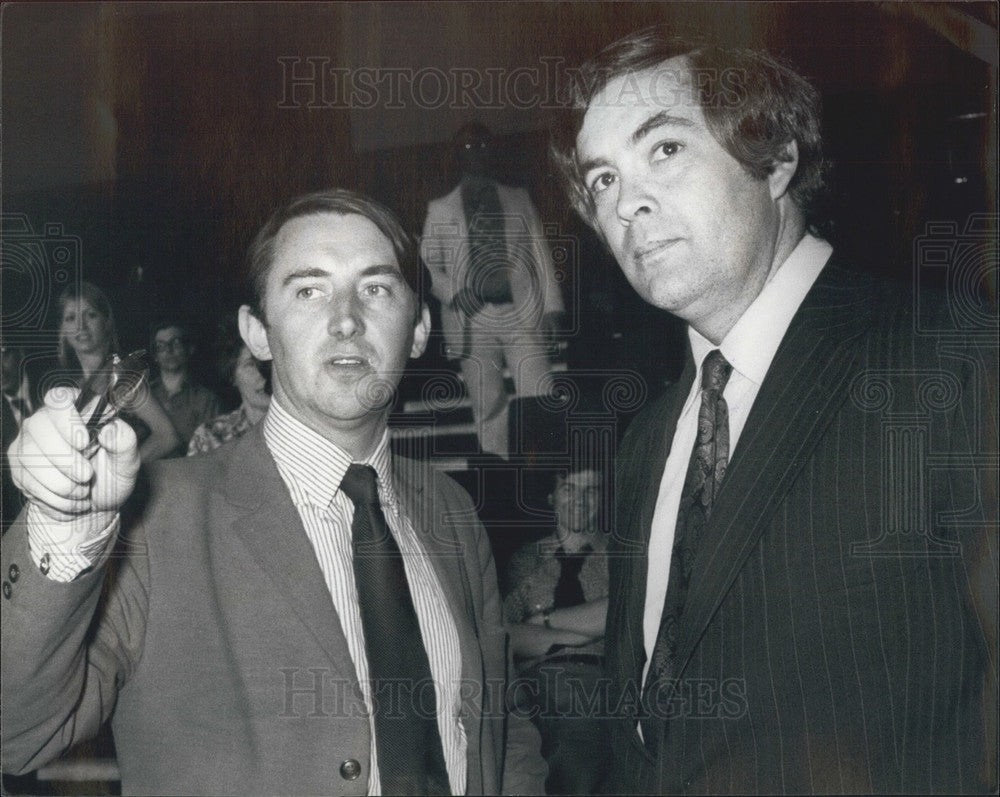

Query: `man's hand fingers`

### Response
(9, 445, 91, 500)
(10, 465, 92, 518)
(40, 387, 94, 454)
(96, 419, 139, 458)
(10, 411, 95, 488)
(90, 420, 141, 514)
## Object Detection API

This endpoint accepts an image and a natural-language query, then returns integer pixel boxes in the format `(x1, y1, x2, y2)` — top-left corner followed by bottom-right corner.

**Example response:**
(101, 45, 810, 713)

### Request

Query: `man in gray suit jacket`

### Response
(550, 29, 997, 794)
(2, 189, 546, 795)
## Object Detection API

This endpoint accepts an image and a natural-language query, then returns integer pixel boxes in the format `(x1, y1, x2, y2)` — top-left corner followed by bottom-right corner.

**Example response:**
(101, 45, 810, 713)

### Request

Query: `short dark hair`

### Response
(245, 188, 426, 320)
(550, 28, 826, 228)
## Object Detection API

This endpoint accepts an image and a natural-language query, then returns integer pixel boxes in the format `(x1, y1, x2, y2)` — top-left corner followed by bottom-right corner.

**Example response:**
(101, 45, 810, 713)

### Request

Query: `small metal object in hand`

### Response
(73, 350, 149, 444)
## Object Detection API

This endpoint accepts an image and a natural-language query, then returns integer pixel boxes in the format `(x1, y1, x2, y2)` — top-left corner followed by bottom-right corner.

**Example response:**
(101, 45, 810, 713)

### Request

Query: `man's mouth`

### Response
(328, 355, 369, 367)
(634, 238, 681, 264)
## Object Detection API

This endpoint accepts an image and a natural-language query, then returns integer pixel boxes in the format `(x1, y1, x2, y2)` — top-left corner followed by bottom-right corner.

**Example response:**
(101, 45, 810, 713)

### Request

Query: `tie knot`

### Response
(340, 464, 380, 506)
(701, 350, 732, 394)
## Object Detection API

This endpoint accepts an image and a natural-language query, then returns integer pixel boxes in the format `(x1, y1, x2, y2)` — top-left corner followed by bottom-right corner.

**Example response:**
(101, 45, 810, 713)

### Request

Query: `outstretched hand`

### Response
(9, 387, 140, 527)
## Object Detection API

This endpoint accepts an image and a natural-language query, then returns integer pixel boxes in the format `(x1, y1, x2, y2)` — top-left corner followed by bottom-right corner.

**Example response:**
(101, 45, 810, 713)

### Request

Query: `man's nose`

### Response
(328, 294, 364, 338)
(615, 174, 659, 225)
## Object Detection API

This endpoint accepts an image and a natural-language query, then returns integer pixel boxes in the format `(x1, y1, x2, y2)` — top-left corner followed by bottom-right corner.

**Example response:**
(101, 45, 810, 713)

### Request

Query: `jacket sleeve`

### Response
(0, 510, 149, 775)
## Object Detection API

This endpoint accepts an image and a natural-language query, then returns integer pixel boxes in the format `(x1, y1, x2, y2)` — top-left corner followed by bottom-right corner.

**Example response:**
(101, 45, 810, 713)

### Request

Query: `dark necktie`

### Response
(340, 464, 451, 795)
(641, 350, 732, 748)
(553, 544, 591, 609)
(460, 178, 512, 308)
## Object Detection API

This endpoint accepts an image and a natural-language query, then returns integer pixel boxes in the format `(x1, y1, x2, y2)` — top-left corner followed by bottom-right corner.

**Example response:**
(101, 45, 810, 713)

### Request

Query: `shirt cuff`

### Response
(25, 503, 120, 583)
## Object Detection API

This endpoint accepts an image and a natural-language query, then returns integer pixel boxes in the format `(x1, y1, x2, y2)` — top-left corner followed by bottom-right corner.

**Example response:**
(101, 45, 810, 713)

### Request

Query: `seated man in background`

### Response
(504, 461, 610, 795)
(2, 188, 545, 795)
(149, 317, 221, 447)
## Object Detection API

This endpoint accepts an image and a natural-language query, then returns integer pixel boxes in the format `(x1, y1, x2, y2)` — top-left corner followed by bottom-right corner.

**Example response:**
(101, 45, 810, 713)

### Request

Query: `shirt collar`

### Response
(689, 234, 832, 386)
(263, 396, 395, 510)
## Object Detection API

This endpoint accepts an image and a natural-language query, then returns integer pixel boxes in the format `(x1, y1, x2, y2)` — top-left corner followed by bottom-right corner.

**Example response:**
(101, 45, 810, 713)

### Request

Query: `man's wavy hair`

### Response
(550, 28, 827, 231)
(245, 188, 426, 322)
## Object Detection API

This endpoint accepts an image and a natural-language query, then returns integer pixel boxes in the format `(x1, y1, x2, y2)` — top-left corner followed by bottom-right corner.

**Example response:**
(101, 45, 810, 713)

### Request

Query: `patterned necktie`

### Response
(641, 350, 732, 749)
(340, 464, 451, 795)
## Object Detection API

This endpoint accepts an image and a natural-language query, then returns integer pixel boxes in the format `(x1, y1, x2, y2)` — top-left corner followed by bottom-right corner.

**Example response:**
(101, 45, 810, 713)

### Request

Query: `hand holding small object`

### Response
(10, 351, 145, 525)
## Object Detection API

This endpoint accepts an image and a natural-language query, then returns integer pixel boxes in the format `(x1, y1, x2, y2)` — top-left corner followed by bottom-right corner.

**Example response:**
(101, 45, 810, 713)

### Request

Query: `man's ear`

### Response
(409, 304, 431, 359)
(768, 139, 799, 201)
(238, 305, 273, 362)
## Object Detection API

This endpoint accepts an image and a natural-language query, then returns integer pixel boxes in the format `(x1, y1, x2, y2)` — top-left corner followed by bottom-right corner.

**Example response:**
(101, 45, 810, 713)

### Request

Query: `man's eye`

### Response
(653, 141, 681, 160)
(296, 286, 320, 300)
(588, 172, 616, 195)
(362, 284, 390, 298)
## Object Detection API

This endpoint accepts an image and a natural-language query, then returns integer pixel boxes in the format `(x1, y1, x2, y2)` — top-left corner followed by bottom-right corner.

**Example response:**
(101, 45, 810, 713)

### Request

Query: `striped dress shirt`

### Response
(264, 399, 467, 795)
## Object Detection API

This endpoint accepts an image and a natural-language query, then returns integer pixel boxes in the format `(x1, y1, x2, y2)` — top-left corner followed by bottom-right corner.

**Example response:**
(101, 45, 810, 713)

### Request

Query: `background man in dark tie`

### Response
(2, 189, 545, 795)
(551, 28, 996, 794)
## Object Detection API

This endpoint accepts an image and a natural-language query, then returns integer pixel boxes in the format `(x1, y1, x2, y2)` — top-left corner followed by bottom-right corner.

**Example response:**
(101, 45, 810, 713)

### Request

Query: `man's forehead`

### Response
(561, 468, 602, 486)
(155, 326, 185, 340)
(276, 211, 391, 247)
(271, 212, 398, 270)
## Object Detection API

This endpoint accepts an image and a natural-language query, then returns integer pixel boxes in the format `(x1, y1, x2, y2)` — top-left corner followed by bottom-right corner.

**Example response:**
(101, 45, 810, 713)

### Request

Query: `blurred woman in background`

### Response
(187, 316, 270, 454)
(56, 281, 180, 462)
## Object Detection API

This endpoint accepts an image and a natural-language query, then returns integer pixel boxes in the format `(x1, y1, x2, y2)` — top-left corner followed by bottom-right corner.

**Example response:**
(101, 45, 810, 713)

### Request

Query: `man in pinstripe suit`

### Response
(551, 29, 997, 794)
(2, 190, 545, 794)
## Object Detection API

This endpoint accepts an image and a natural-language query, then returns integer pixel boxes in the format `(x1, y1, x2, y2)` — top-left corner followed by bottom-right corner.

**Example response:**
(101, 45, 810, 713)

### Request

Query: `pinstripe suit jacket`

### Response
(607, 259, 997, 794)
(1, 423, 546, 795)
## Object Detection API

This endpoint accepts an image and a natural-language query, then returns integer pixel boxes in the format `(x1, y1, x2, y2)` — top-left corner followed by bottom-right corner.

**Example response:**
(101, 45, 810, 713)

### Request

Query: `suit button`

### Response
(2, 581, 10, 599)
(9, 563, 19, 582)
(339, 759, 361, 780)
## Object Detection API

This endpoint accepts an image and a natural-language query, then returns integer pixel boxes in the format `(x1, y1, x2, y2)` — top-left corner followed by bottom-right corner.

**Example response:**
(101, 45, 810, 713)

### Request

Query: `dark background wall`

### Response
(2, 2, 996, 373)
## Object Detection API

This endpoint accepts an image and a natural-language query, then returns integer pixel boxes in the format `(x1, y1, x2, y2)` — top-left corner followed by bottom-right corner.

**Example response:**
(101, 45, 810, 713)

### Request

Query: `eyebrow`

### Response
(358, 264, 405, 281)
(630, 111, 696, 145)
(281, 264, 403, 287)
(577, 111, 696, 176)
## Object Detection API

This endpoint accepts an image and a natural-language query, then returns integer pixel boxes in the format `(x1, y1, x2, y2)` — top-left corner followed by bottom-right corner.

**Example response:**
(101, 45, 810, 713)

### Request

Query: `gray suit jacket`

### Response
(1, 423, 546, 795)
(606, 260, 997, 794)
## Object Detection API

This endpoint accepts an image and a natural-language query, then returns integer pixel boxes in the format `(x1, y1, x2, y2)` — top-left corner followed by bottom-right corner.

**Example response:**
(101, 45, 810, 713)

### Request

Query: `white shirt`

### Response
(264, 400, 467, 795)
(641, 234, 833, 689)
(27, 396, 468, 795)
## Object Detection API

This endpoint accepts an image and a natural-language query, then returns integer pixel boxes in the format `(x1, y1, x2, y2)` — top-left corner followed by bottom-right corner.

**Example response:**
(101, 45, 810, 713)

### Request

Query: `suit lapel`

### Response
(393, 457, 486, 781)
(393, 457, 478, 644)
(673, 263, 876, 676)
(222, 425, 358, 682)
